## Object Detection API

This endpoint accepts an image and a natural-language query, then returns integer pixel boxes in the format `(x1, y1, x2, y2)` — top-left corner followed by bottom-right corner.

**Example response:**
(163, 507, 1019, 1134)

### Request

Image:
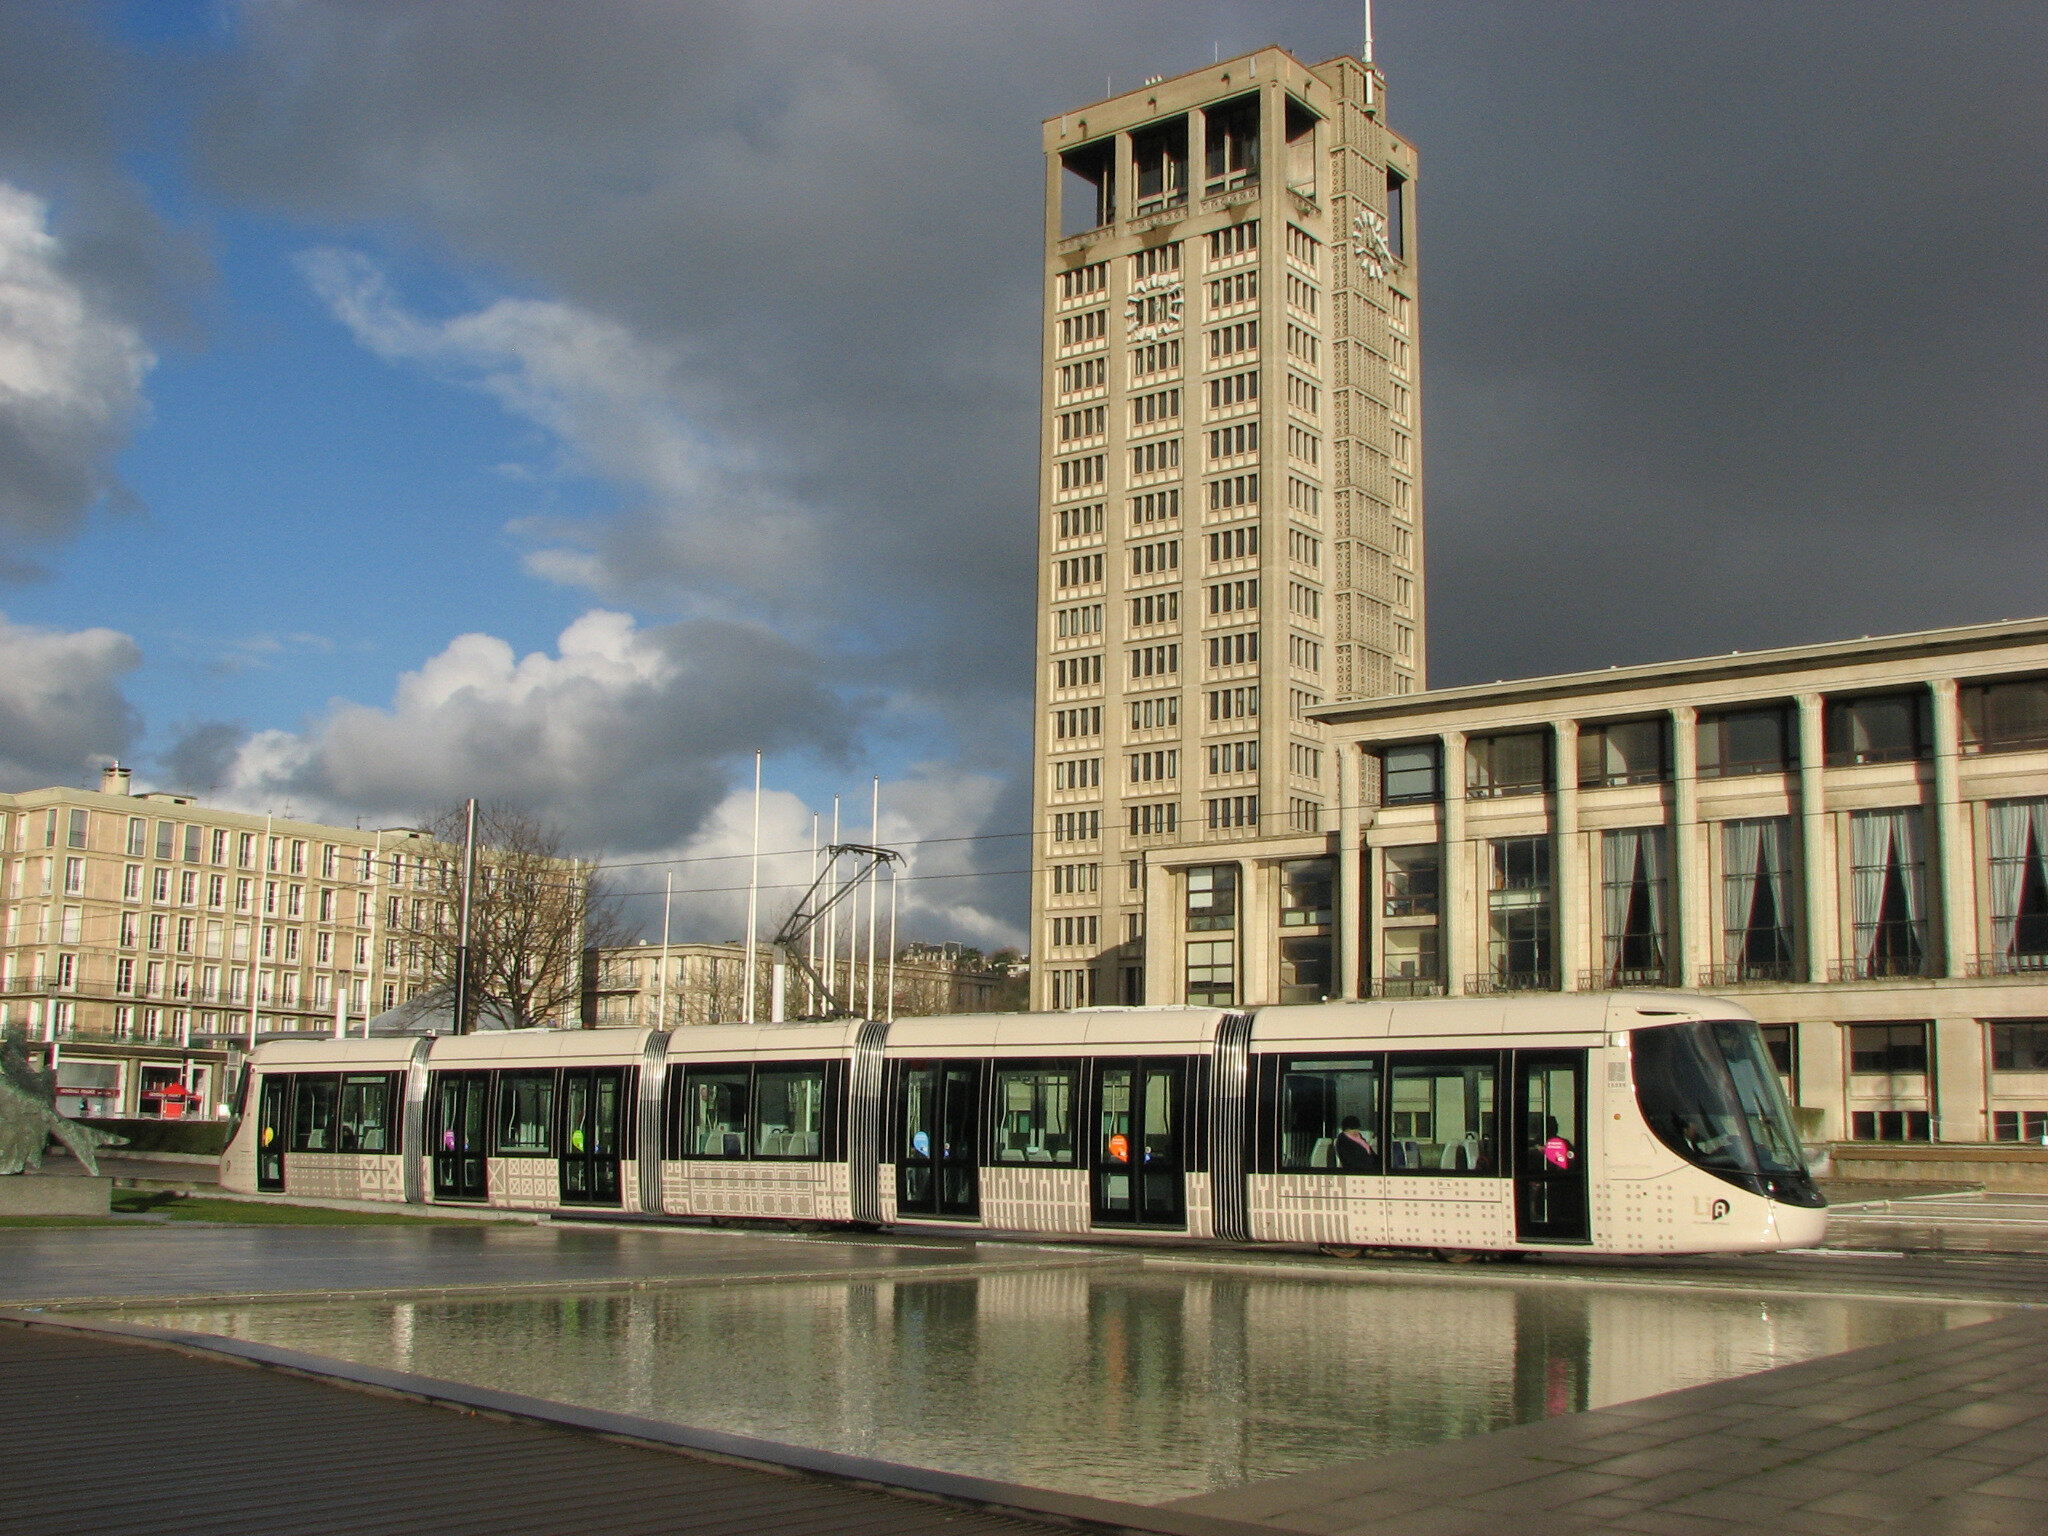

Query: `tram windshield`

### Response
(1632, 1020, 1824, 1207)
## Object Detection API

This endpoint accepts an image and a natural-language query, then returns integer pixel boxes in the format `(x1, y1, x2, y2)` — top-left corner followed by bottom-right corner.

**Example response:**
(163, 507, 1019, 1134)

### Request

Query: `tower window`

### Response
(1204, 95, 1260, 194)
(1386, 168, 1407, 260)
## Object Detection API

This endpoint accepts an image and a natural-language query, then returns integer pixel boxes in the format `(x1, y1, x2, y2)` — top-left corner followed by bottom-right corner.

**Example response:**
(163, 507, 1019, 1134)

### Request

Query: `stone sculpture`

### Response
(0, 1027, 123, 1176)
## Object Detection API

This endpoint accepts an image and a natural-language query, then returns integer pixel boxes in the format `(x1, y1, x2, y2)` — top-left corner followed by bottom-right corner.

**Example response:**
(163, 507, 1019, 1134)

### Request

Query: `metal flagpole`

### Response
(826, 796, 841, 1012)
(742, 752, 762, 1024)
(865, 777, 880, 1019)
(453, 798, 478, 1035)
(1363, 0, 1375, 63)
(248, 812, 271, 1051)
(658, 870, 672, 1029)
(806, 815, 819, 1017)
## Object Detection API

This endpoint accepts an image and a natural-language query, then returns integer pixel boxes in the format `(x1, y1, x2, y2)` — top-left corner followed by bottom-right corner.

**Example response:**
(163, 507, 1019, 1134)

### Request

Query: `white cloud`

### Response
(205, 608, 855, 851)
(0, 610, 142, 789)
(0, 184, 154, 574)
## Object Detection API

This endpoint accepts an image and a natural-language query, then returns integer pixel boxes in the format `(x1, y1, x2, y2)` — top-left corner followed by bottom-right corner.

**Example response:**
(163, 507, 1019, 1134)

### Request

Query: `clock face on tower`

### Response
(1352, 208, 1392, 283)
(1126, 272, 1184, 342)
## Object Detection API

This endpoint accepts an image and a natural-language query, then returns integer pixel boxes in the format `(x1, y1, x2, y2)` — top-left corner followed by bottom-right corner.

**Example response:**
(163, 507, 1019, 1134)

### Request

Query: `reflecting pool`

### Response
(110, 1265, 1997, 1502)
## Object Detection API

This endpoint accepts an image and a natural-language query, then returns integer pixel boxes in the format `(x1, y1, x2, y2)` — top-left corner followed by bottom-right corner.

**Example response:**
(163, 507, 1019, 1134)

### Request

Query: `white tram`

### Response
(218, 991, 1826, 1255)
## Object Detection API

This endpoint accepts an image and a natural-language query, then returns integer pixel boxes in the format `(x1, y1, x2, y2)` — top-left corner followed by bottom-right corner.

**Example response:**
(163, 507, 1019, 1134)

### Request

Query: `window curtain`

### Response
(1602, 829, 1636, 961)
(1852, 808, 1927, 964)
(1758, 817, 1792, 948)
(1640, 826, 1668, 960)
(1722, 820, 1762, 965)
(1852, 810, 1893, 965)
(1989, 799, 2048, 954)
(1602, 827, 1666, 978)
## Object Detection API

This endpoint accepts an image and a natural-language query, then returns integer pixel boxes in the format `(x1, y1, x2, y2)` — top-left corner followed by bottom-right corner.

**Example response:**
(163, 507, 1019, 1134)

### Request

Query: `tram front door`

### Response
(255, 1074, 288, 1191)
(896, 1061, 981, 1220)
(1092, 1059, 1186, 1228)
(1513, 1051, 1590, 1243)
(560, 1067, 625, 1206)
(431, 1071, 490, 1202)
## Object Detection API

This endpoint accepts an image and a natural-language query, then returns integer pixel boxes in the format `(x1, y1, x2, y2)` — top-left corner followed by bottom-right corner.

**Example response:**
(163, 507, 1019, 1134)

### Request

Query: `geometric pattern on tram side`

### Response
(663, 1160, 834, 1221)
(488, 1156, 560, 1209)
(979, 1165, 1091, 1235)
(283, 1152, 404, 1202)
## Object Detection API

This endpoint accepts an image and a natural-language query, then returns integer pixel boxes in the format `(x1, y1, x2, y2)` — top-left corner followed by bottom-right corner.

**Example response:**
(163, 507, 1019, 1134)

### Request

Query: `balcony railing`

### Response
(1465, 970, 1557, 995)
(1578, 967, 1672, 991)
(1369, 976, 1446, 999)
(1829, 956, 1933, 983)
(1967, 952, 2048, 978)
(1699, 961, 1799, 988)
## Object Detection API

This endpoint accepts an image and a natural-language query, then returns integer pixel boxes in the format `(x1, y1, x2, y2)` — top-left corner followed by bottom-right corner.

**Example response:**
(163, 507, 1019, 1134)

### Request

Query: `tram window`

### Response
(1279, 1056, 1381, 1172)
(754, 1065, 826, 1159)
(497, 1071, 555, 1155)
(289, 1074, 340, 1151)
(680, 1067, 750, 1158)
(994, 1063, 1078, 1164)
(1387, 1058, 1496, 1174)
(337, 1073, 396, 1152)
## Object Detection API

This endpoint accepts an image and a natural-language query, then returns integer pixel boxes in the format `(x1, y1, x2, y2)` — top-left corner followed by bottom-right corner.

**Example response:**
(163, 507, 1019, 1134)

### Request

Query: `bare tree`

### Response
(397, 804, 627, 1031)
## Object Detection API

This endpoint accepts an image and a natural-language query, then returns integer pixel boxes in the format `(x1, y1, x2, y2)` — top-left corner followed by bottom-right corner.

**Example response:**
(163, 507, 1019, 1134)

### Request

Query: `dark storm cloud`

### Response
(188, 1, 2048, 695)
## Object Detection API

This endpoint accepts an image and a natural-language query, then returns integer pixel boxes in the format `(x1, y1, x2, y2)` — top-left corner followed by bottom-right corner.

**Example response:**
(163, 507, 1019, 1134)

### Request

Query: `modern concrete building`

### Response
(0, 769, 447, 1112)
(1031, 45, 1424, 1009)
(1135, 617, 2048, 1145)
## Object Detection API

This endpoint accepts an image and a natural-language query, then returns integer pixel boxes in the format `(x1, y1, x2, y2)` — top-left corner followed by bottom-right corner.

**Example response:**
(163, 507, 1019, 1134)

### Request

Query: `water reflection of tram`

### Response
(220, 991, 1826, 1255)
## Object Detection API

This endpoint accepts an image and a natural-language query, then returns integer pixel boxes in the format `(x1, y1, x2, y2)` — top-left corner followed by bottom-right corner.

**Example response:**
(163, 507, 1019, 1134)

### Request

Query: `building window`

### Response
(1385, 168, 1406, 260)
(1278, 935, 1331, 1004)
(1849, 809, 1928, 978)
(1990, 1020, 2048, 1072)
(1382, 846, 1439, 917)
(1826, 692, 1930, 766)
(1187, 866, 1237, 932)
(1987, 800, 2048, 972)
(1379, 742, 1440, 804)
(1487, 837, 1553, 991)
(1468, 732, 1548, 798)
(1048, 967, 1096, 1010)
(1961, 676, 2048, 755)
(1578, 719, 1668, 787)
(1206, 794, 1259, 830)
(1204, 97, 1259, 195)
(126, 817, 146, 857)
(1380, 927, 1440, 993)
(1185, 940, 1235, 1007)
(1993, 1110, 2048, 1144)
(1599, 828, 1668, 986)
(1850, 1021, 1929, 1075)
(1697, 706, 1795, 778)
(1280, 859, 1333, 927)
(1851, 1109, 1931, 1143)
(67, 809, 88, 849)
(1721, 818, 1796, 982)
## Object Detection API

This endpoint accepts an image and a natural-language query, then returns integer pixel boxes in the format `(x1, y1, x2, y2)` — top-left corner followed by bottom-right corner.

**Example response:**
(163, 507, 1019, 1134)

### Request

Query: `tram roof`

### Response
(1253, 991, 1752, 1048)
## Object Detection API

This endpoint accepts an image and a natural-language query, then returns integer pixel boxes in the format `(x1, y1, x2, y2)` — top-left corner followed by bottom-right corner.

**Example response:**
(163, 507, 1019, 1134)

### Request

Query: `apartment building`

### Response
(1136, 617, 2048, 1145)
(0, 768, 446, 1111)
(1032, 46, 1424, 1010)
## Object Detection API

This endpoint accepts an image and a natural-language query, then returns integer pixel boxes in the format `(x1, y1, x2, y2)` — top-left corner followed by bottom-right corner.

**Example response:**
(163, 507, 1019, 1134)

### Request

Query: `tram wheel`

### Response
(1317, 1244, 1363, 1259)
(1434, 1248, 1477, 1264)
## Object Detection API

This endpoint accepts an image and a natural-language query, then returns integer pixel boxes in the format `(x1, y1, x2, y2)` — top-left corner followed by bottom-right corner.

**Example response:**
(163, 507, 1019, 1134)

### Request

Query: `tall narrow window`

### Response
(1185, 940, 1235, 1007)
(1850, 809, 1928, 978)
(1385, 169, 1406, 260)
(1601, 828, 1668, 986)
(1721, 818, 1796, 982)
(1186, 865, 1238, 931)
(1131, 116, 1188, 214)
(1987, 799, 2048, 972)
(1487, 837, 1553, 990)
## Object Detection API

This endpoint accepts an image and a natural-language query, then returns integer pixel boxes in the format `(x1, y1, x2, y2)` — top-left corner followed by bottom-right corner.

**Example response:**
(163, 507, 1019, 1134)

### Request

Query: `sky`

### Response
(0, 2, 2043, 948)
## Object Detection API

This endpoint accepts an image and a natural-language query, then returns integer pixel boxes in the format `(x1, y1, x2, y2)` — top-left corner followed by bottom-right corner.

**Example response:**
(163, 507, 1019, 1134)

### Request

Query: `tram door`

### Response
(559, 1067, 625, 1206)
(255, 1075, 289, 1191)
(1092, 1060, 1186, 1228)
(896, 1061, 981, 1220)
(1513, 1051, 1590, 1243)
(431, 1071, 490, 1202)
